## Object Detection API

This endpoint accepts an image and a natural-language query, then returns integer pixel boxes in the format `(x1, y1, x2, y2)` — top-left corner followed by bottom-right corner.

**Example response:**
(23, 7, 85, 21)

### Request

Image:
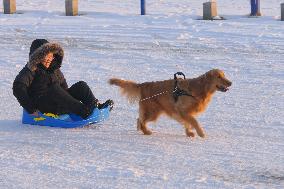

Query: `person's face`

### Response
(42, 53, 54, 68)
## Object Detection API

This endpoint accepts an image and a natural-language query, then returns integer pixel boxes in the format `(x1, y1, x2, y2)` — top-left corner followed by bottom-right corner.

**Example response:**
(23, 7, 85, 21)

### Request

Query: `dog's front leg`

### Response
(185, 124, 195, 138)
(173, 115, 195, 138)
(180, 114, 205, 138)
(188, 116, 205, 138)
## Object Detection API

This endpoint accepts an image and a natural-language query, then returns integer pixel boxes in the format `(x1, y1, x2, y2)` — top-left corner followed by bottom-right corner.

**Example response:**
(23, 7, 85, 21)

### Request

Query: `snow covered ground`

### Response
(0, 0, 283, 188)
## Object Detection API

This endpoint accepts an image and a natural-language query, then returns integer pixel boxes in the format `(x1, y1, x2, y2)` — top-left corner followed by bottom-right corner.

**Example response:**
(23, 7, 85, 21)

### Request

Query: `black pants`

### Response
(36, 81, 96, 118)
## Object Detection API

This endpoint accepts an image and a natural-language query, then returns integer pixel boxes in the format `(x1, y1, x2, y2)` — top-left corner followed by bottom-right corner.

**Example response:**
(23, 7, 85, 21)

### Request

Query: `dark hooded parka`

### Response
(13, 39, 97, 118)
(13, 40, 67, 113)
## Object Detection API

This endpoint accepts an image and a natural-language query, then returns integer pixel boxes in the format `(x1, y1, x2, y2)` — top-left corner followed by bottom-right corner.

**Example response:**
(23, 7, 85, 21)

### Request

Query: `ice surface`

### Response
(0, 0, 283, 188)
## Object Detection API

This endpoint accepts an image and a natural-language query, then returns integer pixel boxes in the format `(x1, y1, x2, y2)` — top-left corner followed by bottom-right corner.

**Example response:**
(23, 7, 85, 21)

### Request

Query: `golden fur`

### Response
(109, 69, 232, 138)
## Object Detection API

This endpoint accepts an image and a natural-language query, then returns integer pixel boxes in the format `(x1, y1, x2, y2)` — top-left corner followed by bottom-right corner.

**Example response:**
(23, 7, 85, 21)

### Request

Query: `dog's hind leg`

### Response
(137, 118, 152, 135)
(137, 105, 161, 135)
(137, 118, 142, 131)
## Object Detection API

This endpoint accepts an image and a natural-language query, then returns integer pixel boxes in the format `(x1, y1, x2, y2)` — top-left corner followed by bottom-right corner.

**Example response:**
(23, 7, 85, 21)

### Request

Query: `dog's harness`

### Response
(139, 72, 195, 102)
(172, 72, 195, 102)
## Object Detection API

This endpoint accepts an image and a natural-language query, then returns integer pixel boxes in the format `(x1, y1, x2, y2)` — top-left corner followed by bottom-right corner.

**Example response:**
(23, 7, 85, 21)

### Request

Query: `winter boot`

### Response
(98, 99, 114, 111)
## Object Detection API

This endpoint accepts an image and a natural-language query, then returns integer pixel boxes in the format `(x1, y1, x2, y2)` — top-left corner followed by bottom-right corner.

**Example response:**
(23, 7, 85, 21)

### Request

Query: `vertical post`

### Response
(3, 0, 16, 14)
(65, 0, 78, 16)
(281, 3, 284, 21)
(203, 1, 217, 20)
(141, 0, 146, 15)
(250, 0, 261, 16)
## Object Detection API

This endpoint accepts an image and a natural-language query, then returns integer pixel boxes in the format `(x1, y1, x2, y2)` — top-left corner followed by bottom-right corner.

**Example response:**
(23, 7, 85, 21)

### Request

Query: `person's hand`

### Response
(31, 111, 39, 117)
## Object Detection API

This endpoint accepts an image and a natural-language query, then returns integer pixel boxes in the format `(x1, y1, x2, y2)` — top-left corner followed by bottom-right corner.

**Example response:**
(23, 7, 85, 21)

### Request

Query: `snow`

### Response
(0, 0, 283, 188)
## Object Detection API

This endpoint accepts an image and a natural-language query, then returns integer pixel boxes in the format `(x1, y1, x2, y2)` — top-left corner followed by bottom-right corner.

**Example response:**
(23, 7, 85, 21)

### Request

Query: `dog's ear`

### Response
(208, 69, 223, 79)
(205, 69, 216, 79)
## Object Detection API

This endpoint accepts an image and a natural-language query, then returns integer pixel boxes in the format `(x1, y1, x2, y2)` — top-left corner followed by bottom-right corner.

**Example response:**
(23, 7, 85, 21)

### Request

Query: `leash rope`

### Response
(140, 90, 169, 102)
(139, 72, 195, 103)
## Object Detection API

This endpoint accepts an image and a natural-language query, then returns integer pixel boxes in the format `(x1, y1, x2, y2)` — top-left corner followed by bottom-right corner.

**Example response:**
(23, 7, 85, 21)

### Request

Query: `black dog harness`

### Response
(173, 72, 195, 102)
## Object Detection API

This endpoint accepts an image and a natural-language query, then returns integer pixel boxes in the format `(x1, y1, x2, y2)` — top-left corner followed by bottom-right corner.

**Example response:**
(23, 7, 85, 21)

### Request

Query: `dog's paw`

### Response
(198, 132, 206, 138)
(186, 129, 195, 138)
(142, 129, 152, 135)
(196, 128, 206, 138)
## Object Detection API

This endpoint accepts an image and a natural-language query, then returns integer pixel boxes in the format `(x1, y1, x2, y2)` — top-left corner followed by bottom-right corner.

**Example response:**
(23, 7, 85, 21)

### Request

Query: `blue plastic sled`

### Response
(22, 106, 110, 128)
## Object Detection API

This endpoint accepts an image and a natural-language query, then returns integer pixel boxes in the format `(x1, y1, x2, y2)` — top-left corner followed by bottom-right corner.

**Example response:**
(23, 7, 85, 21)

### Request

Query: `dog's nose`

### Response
(227, 81, 232, 86)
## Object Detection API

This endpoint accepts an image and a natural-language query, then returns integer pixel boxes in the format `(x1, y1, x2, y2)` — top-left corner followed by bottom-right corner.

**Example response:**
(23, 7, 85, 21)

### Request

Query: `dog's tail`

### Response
(109, 78, 141, 103)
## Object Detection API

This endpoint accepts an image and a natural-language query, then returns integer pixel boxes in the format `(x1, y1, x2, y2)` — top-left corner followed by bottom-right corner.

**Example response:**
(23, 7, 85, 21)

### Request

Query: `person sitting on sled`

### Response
(13, 39, 114, 119)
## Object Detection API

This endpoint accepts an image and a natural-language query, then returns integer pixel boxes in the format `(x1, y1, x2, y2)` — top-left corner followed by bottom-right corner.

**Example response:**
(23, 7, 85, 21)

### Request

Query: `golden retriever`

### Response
(109, 69, 232, 138)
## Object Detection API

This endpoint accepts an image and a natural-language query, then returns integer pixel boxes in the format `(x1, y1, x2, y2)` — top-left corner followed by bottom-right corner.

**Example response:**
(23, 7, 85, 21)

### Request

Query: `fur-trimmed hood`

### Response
(27, 43, 64, 72)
